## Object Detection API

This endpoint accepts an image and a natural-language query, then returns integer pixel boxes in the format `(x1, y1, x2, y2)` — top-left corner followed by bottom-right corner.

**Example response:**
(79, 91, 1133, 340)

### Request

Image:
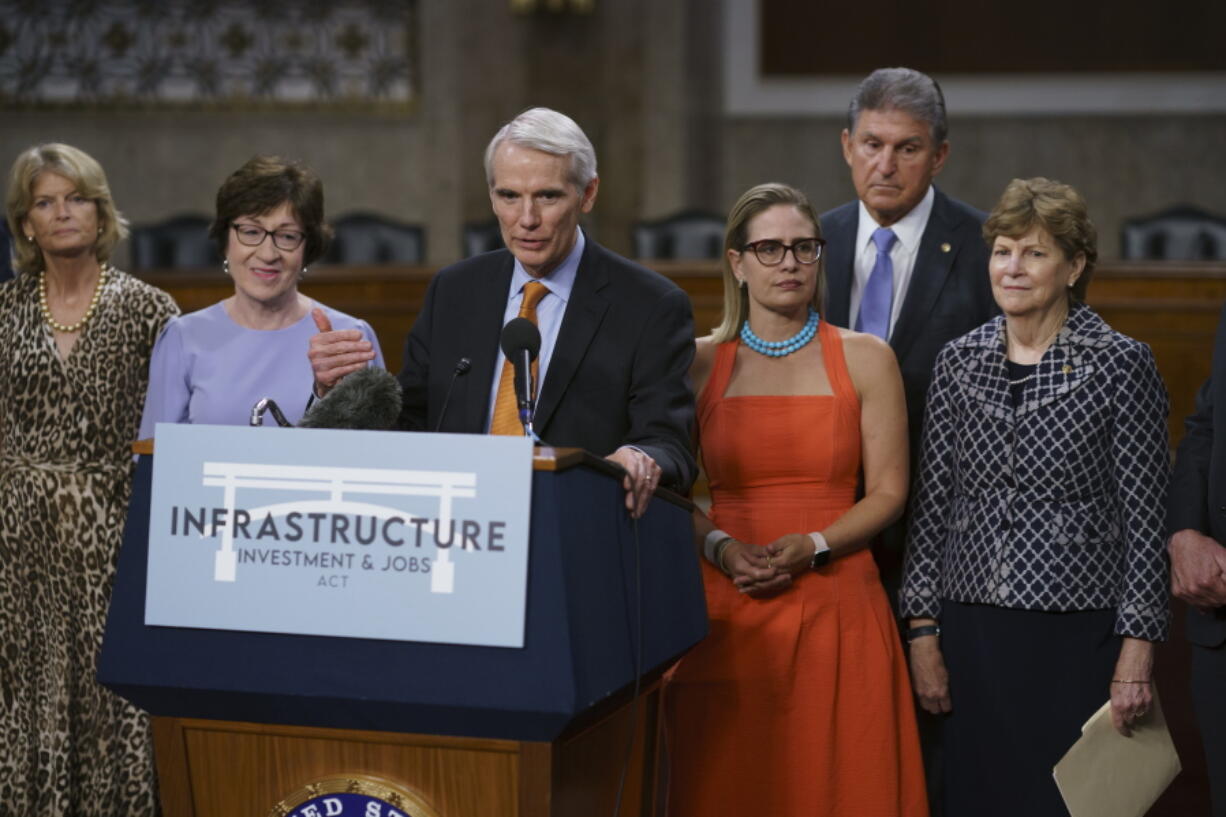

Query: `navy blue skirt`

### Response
(939, 600, 1120, 817)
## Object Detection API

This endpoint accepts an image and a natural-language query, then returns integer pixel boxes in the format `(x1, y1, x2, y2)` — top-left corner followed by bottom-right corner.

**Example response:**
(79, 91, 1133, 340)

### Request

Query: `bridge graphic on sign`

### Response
(201, 461, 477, 594)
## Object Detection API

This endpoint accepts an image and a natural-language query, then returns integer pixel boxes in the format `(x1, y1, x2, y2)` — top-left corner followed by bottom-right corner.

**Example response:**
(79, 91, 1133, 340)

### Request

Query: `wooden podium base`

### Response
(153, 685, 662, 817)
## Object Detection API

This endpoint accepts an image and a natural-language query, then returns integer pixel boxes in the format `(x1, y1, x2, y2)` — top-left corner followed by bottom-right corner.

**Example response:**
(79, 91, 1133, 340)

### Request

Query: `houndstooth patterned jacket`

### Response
(900, 304, 1171, 640)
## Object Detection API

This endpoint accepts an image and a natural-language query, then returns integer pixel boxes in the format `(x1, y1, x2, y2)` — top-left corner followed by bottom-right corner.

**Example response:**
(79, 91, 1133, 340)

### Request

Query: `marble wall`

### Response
(720, 114, 1226, 257)
(3, 0, 1223, 267)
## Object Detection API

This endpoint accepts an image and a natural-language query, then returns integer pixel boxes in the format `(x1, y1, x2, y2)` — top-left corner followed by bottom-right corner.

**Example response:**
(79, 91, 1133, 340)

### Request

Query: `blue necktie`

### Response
(856, 227, 897, 340)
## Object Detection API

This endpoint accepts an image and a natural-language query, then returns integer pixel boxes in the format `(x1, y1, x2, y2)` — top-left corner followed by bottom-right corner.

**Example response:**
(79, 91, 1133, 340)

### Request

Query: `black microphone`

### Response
(499, 317, 541, 432)
(434, 356, 472, 432)
(298, 367, 403, 430)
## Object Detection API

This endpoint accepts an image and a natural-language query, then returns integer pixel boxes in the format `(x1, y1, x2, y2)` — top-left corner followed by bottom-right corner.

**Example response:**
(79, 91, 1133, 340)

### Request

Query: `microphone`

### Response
(299, 367, 403, 430)
(434, 356, 472, 432)
(499, 317, 541, 435)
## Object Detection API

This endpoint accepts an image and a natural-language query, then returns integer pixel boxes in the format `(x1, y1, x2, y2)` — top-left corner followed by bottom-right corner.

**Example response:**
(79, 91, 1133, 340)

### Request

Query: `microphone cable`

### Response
(610, 509, 645, 817)
(434, 357, 472, 432)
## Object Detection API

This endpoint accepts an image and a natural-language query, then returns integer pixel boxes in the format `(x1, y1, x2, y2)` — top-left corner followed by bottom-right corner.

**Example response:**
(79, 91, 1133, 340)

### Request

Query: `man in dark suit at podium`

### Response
(1169, 302, 1226, 817)
(310, 108, 697, 517)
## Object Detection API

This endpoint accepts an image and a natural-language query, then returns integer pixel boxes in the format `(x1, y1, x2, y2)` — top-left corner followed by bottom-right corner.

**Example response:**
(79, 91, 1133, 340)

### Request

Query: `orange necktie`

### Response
(490, 281, 548, 435)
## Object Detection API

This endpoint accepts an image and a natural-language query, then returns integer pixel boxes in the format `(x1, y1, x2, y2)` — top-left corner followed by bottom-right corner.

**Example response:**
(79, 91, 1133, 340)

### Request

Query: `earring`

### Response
(25, 234, 34, 243)
(223, 259, 230, 276)
(738, 278, 746, 288)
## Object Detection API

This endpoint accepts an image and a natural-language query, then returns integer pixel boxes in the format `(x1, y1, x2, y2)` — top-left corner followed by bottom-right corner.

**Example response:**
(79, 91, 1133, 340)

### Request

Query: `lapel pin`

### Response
(940, 242, 951, 253)
(1062, 364, 1072, 375)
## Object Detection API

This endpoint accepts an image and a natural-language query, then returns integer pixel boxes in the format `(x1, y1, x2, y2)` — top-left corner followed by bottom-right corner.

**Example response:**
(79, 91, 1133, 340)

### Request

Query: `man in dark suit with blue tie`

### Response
(821, 67, 996, 496)
(820, 67, 997, 814)
(1169, 301, 1226, 817)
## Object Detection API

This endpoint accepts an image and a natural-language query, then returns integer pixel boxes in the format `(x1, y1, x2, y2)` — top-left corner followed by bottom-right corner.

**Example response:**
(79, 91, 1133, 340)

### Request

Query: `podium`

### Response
(99, 443, 707, 816)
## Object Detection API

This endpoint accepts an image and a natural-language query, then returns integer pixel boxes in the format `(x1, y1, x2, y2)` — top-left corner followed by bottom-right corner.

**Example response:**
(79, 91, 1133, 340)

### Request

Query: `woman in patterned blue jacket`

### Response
(900, 177, 1170, 816)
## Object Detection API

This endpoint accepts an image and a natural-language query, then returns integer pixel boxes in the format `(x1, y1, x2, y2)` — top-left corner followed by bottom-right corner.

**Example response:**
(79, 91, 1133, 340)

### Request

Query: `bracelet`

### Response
(906, 624, 941, 642)
(715, 539, 735, 575)
(1111, 679, 1151, 685)
(703, 529, 734, 565)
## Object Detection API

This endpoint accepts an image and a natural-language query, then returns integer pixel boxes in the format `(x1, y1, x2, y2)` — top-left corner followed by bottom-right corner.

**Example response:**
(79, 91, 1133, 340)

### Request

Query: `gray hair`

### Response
(483, 107, 598, 191)
(848, 67, 948, 145)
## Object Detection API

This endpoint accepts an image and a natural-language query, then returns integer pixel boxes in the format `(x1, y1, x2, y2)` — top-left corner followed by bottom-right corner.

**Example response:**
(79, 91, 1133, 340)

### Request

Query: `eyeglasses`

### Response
(741, 238, 825, 266)
(231, 223, 306, 252)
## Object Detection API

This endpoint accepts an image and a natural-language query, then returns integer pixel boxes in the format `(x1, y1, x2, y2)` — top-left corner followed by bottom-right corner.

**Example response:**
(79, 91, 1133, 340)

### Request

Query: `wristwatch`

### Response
(808, 531, 831, 569)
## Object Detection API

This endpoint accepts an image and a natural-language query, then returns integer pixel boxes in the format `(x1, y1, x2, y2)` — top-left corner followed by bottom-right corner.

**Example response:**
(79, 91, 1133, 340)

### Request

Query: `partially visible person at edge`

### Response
(901, 177, 1170, 816)
(0, 143, 178, 816)
(140, 155, 383, 437)
(307, 107, 697, 515)
(666, 182, 928, 816)
(0, 218, 13, 281)
(1168, 299, 1226, 817)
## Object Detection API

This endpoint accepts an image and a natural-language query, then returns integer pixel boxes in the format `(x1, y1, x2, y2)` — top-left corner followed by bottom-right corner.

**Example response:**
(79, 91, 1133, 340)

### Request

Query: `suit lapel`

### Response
(960, 318, 1013, 421)
(1014, 304, 1108, 417)
(822, 204, 857, 328)
(460, 255, 515, 432)
(889, 189, 958, 361)
(533, 241, 609, 432)
(960, 307, 1109, 422)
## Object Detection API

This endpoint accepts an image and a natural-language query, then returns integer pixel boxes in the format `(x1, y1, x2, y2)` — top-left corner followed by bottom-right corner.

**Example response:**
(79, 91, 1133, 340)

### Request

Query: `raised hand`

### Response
(307, 307, 376, 397)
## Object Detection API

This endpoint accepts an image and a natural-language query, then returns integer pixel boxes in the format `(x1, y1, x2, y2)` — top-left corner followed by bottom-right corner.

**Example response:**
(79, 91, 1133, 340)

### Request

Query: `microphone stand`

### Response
(250, 398, 292, 427)
(515, 349, 537, 440)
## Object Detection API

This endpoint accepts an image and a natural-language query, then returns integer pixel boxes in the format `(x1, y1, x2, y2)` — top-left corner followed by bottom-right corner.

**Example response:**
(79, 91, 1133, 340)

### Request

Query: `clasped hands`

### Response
(1169, 528, 1226, 611)
(720, 533, 814, 597)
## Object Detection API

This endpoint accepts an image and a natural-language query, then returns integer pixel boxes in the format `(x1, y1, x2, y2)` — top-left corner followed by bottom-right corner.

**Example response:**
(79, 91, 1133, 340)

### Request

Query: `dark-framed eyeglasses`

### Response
(231, 223, 306, 252)
(741, 238, 825, 265)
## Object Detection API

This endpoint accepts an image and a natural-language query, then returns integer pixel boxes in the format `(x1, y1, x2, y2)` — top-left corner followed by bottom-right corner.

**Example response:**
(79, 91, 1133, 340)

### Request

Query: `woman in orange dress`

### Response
(666, 183, 927, 816)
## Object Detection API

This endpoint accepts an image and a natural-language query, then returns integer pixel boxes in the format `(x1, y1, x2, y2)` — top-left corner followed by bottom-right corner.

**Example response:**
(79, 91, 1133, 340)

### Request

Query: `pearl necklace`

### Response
(740, 308, 819, 357)
(39, 265, 110, 334)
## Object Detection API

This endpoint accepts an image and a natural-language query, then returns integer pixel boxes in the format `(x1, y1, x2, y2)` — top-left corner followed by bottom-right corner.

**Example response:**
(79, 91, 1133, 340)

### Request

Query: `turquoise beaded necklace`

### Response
(740, 308, 819, 357)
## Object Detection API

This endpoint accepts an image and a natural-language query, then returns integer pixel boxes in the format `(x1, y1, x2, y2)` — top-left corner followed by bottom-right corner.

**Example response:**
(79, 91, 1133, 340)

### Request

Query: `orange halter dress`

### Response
(665, 321, 928, 816)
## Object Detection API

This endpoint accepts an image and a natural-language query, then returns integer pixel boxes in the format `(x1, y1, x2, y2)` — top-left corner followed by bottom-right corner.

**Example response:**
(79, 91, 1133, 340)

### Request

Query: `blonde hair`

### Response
(983, 177, 1098, 303)
(5, 143, 128, 275)
(711, 183, 824, 343)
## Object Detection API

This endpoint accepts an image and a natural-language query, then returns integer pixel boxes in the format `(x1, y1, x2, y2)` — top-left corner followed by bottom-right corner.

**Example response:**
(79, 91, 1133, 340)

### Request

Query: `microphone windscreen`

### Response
(500, 317, 541, 362)
(299, 367, 403, 430)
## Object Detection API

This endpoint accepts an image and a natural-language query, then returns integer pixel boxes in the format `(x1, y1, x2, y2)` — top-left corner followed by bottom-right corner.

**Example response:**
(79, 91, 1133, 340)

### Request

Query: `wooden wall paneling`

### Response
(1087, 263, 1226, 444)
(137, 260, 1226, 447)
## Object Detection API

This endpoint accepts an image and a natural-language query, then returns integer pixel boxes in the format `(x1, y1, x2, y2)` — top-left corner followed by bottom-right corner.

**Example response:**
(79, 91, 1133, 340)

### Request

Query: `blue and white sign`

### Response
(145, 425, 534, 647)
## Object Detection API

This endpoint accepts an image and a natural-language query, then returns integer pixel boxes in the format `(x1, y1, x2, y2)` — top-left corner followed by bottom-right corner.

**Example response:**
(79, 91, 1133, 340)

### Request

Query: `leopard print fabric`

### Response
(0, 269, 178, 816)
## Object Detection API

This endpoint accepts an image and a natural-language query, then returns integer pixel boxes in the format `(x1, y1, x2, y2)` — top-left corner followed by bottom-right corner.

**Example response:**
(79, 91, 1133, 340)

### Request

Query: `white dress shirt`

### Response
(848, 185, 936, 340)
(484, 227, 584, 431)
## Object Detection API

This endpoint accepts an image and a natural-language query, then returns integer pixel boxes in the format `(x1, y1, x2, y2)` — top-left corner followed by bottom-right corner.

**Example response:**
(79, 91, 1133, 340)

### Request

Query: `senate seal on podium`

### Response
(269, 774, 441, 817)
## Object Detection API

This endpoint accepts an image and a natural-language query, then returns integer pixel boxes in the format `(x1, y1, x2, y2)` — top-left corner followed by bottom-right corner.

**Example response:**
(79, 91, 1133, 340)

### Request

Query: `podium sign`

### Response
(145, 424, 534, 647)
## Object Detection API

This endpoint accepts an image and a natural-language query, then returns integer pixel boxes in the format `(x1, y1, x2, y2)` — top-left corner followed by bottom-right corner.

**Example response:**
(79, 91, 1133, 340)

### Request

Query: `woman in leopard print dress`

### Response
(1, 144, 178, 816)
